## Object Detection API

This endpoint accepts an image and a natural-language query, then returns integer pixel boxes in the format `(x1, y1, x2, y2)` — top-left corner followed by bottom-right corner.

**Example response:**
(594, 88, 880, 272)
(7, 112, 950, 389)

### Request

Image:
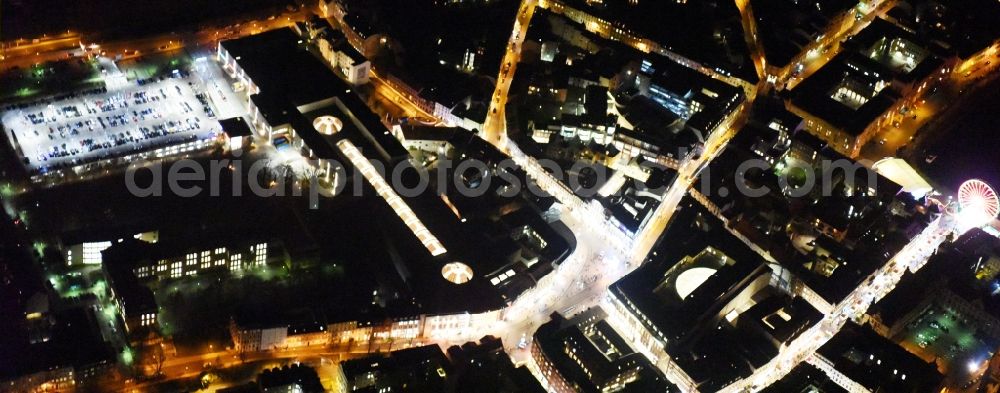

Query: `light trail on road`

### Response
(482, 0, 538, 148)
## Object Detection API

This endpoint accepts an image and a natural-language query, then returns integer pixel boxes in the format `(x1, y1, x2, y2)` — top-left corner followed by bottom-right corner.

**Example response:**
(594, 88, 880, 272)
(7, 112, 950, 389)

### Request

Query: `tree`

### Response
(237, 344, 249, 364)
(136, 342, 166, 377)
(152, 345, 166, 376)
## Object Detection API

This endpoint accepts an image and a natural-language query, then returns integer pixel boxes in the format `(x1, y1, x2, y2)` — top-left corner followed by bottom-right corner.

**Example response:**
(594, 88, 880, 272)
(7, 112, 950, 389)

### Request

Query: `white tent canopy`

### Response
(873, 157, 933, 198)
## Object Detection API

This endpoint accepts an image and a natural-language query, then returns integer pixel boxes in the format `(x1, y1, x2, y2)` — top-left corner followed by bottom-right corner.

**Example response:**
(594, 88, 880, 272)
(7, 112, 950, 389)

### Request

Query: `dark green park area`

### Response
(153, 262, 367, 354)
(0, 59, 102, 103)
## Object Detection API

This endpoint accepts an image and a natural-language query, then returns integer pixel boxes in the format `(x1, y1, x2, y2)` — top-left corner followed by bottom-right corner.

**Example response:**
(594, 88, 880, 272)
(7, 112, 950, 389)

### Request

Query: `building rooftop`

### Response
(602, 181, 660, 235)
(789, 52, 900, 136)
(760, 363, 847, 393)
(221, 28, 344, 109)
(848, 18, 943, 83)
(885, 0, 1000, 59)
(219, 117, 254, 138)
(751, 0, 857, 67)
(640, 57, 744, 124)
(533, 309, 678, 393)
(221, 28, 407, 162)
(446, 336, 547, 393)
(341, 345, 451, 392)
(101, 239, 158, 318)
(334, 40, 367, 66)
(817, 322, 943, 392)
(0, 306, 116, 381)
(610, 199, 771, 347)
(342, 12, 377, 39)
(738, 295, 823, 346)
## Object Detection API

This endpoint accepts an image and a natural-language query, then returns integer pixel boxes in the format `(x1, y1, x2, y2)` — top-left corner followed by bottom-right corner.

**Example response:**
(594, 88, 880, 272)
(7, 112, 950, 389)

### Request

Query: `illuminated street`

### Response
(482, 0, 537, 148)
(3, 0, 1000, 392)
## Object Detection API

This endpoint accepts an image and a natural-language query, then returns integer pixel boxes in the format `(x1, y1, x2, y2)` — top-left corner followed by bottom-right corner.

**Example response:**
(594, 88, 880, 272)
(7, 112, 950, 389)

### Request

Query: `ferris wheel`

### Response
(958, 179, 999, 226)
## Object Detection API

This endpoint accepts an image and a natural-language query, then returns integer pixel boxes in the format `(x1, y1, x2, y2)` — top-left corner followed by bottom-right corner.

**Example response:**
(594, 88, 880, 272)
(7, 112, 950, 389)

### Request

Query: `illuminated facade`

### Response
(65, 232, 159, 266)
(422, 310, 503, 341)
(1, 367, 75, 393)
(231, 310, 504, 353)
(230, 324, 290, 352)
(65, 241, 111, 266)
(315, 35, 371, 86)
(133, 242, 274, 280)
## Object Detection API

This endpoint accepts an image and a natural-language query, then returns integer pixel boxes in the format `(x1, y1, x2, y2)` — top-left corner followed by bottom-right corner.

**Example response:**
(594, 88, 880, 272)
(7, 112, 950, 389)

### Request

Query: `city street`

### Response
(469, 0, 977, 389)
(1, 32, 80, 62)
(369, 73, 441, 122)
(2, 0, 991, 391)
(719, 216, 957, 392)
(482, 0, 537, 148)
(0, 8, 307, 73)
(861, 44, 1000, 162)
(129, 347, 369, 392)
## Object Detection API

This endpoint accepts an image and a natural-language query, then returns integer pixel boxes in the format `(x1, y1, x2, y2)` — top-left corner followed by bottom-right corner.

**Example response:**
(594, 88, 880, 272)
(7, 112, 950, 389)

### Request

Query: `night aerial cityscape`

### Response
(2, 0, 1000, 392)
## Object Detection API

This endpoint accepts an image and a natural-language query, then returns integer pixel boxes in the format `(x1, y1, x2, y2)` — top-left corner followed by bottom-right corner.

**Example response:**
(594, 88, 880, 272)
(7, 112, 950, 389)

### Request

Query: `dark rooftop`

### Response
(334, 40, 367, 66)
(610, 199, 771, 347)
(788, 52, 900, 136)
(341, 345, 450, 392)
(885, 0, 1000, 59)
(221, 28, 408, 163)
(447, 336, 547, 393)
(760, 363, 847, 393)
(752, 0, 856, 67)
(817, 322, 943, 393)
(0, 306, 115, 381)
(101, 239, 158, 318)
(533, 310, 678, 393)
(219, 117, 254, 138)
(221, 28, 345, 108)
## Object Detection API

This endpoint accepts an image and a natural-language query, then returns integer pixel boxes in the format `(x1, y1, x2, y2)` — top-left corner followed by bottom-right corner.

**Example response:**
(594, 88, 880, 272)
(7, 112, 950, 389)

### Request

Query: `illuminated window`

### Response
(81, 241, 112, 264)
(254, 243, 267, 267)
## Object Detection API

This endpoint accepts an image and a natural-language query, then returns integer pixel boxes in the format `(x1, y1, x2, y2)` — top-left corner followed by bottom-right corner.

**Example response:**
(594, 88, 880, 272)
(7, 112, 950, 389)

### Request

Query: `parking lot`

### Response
(2, 74, 223, 175)
(900, 304, 991, 372)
